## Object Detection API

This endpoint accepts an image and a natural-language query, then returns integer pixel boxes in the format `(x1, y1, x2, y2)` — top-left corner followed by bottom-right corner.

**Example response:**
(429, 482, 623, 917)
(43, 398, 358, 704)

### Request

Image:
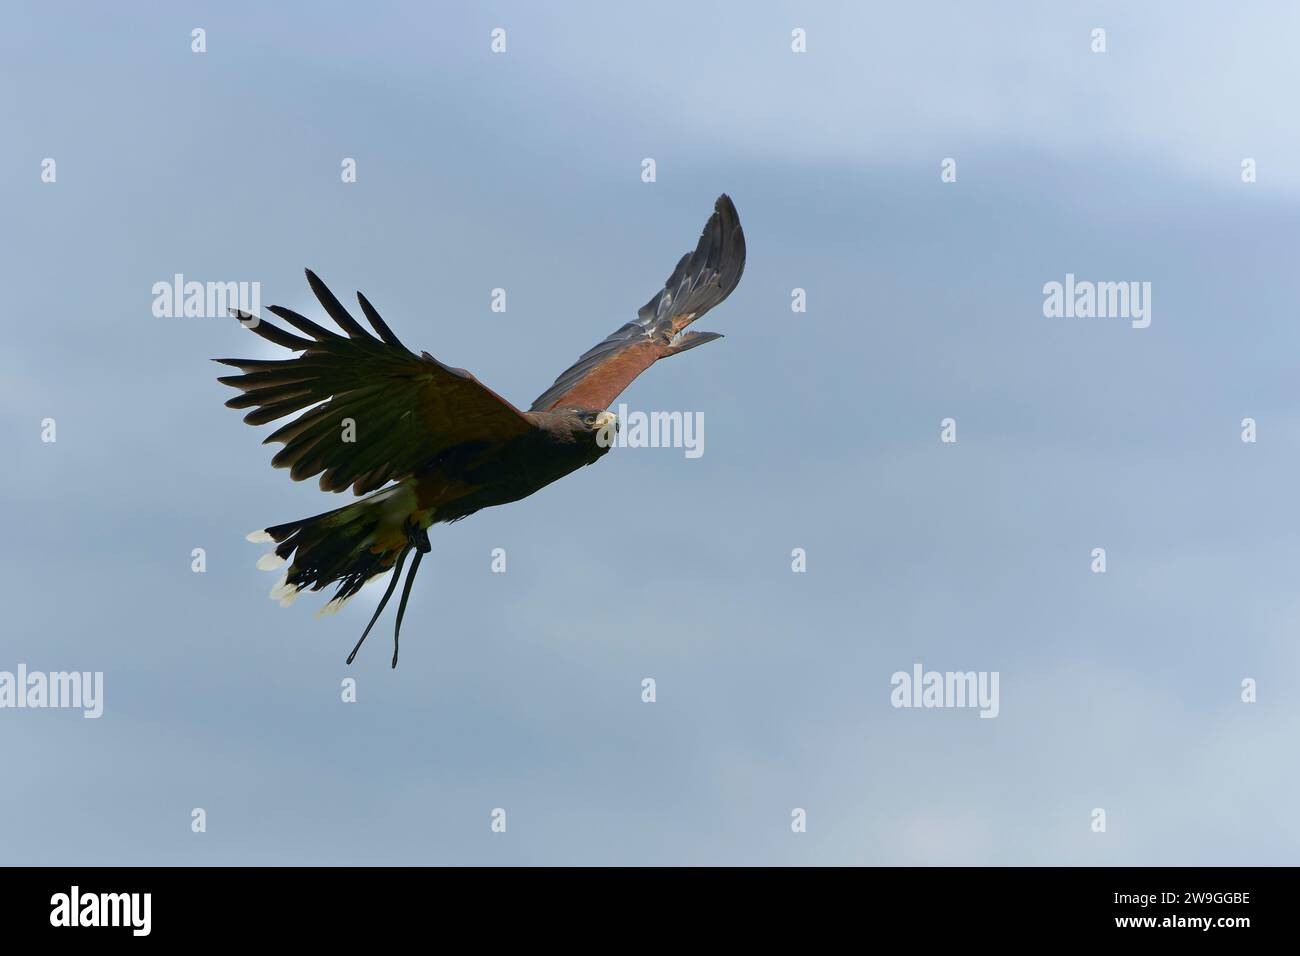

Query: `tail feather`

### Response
(251, 482, 422, 608)
(250, 483, 433, 667)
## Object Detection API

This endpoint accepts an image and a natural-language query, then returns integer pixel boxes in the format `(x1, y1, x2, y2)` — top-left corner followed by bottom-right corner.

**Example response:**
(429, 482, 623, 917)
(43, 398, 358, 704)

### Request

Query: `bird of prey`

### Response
(216, 194, 745, 667)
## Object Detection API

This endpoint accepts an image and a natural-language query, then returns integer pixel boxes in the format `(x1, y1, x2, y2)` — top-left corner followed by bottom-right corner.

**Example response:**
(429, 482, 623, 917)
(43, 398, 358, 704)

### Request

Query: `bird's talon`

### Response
(404, 521, 431, 553)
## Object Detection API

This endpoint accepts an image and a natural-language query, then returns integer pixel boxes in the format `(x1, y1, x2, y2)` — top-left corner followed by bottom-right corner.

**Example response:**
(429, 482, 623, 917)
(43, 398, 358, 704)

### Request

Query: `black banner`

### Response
(0, 866, 1279, 940)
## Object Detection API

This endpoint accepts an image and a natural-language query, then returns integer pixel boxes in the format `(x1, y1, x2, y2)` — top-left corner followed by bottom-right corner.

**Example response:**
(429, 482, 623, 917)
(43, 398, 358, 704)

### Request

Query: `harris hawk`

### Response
(216, 194, 745, 667)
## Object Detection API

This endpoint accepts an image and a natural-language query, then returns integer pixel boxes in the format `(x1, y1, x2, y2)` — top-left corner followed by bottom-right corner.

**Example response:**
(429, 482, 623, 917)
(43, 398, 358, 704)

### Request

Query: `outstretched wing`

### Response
(216, 270, 531, 495)
(530, 194, 746, 412)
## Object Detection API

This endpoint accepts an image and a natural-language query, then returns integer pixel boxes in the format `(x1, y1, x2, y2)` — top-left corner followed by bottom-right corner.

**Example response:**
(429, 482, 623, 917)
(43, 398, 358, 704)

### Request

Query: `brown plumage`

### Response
(215, 194, 746, 666)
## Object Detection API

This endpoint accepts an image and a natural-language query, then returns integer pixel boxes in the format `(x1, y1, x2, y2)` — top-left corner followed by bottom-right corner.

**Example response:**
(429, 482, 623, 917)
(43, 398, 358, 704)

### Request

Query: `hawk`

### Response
(216, 195, 745, 666)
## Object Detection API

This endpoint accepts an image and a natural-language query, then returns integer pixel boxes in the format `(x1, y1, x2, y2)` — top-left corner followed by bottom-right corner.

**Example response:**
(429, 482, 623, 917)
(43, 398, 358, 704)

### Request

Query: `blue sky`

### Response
(3, 1, 1298, 864)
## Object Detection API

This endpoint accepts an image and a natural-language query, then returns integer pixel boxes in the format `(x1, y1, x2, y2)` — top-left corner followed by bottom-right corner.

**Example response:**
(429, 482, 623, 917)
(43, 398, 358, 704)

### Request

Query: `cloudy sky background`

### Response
(3, 1, 1299, 864)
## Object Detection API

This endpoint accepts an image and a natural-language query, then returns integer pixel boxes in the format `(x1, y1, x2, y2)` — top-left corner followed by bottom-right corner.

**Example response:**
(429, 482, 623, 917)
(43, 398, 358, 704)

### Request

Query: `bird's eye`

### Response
(584, 413, 597, 425)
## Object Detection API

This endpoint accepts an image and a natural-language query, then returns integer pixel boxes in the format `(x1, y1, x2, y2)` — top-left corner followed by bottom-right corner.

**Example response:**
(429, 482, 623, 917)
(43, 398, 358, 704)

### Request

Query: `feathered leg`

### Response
(346, 546, 411, 665)
(391, 549, 424, 669)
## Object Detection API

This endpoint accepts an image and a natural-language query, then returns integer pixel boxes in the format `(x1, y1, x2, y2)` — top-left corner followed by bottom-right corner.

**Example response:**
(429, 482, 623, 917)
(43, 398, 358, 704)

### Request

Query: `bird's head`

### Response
(558, 406, 619, 451)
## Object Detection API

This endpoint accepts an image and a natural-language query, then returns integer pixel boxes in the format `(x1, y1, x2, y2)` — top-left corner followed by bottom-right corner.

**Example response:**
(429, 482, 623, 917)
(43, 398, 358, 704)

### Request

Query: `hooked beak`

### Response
(593, 410, 618, 448)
